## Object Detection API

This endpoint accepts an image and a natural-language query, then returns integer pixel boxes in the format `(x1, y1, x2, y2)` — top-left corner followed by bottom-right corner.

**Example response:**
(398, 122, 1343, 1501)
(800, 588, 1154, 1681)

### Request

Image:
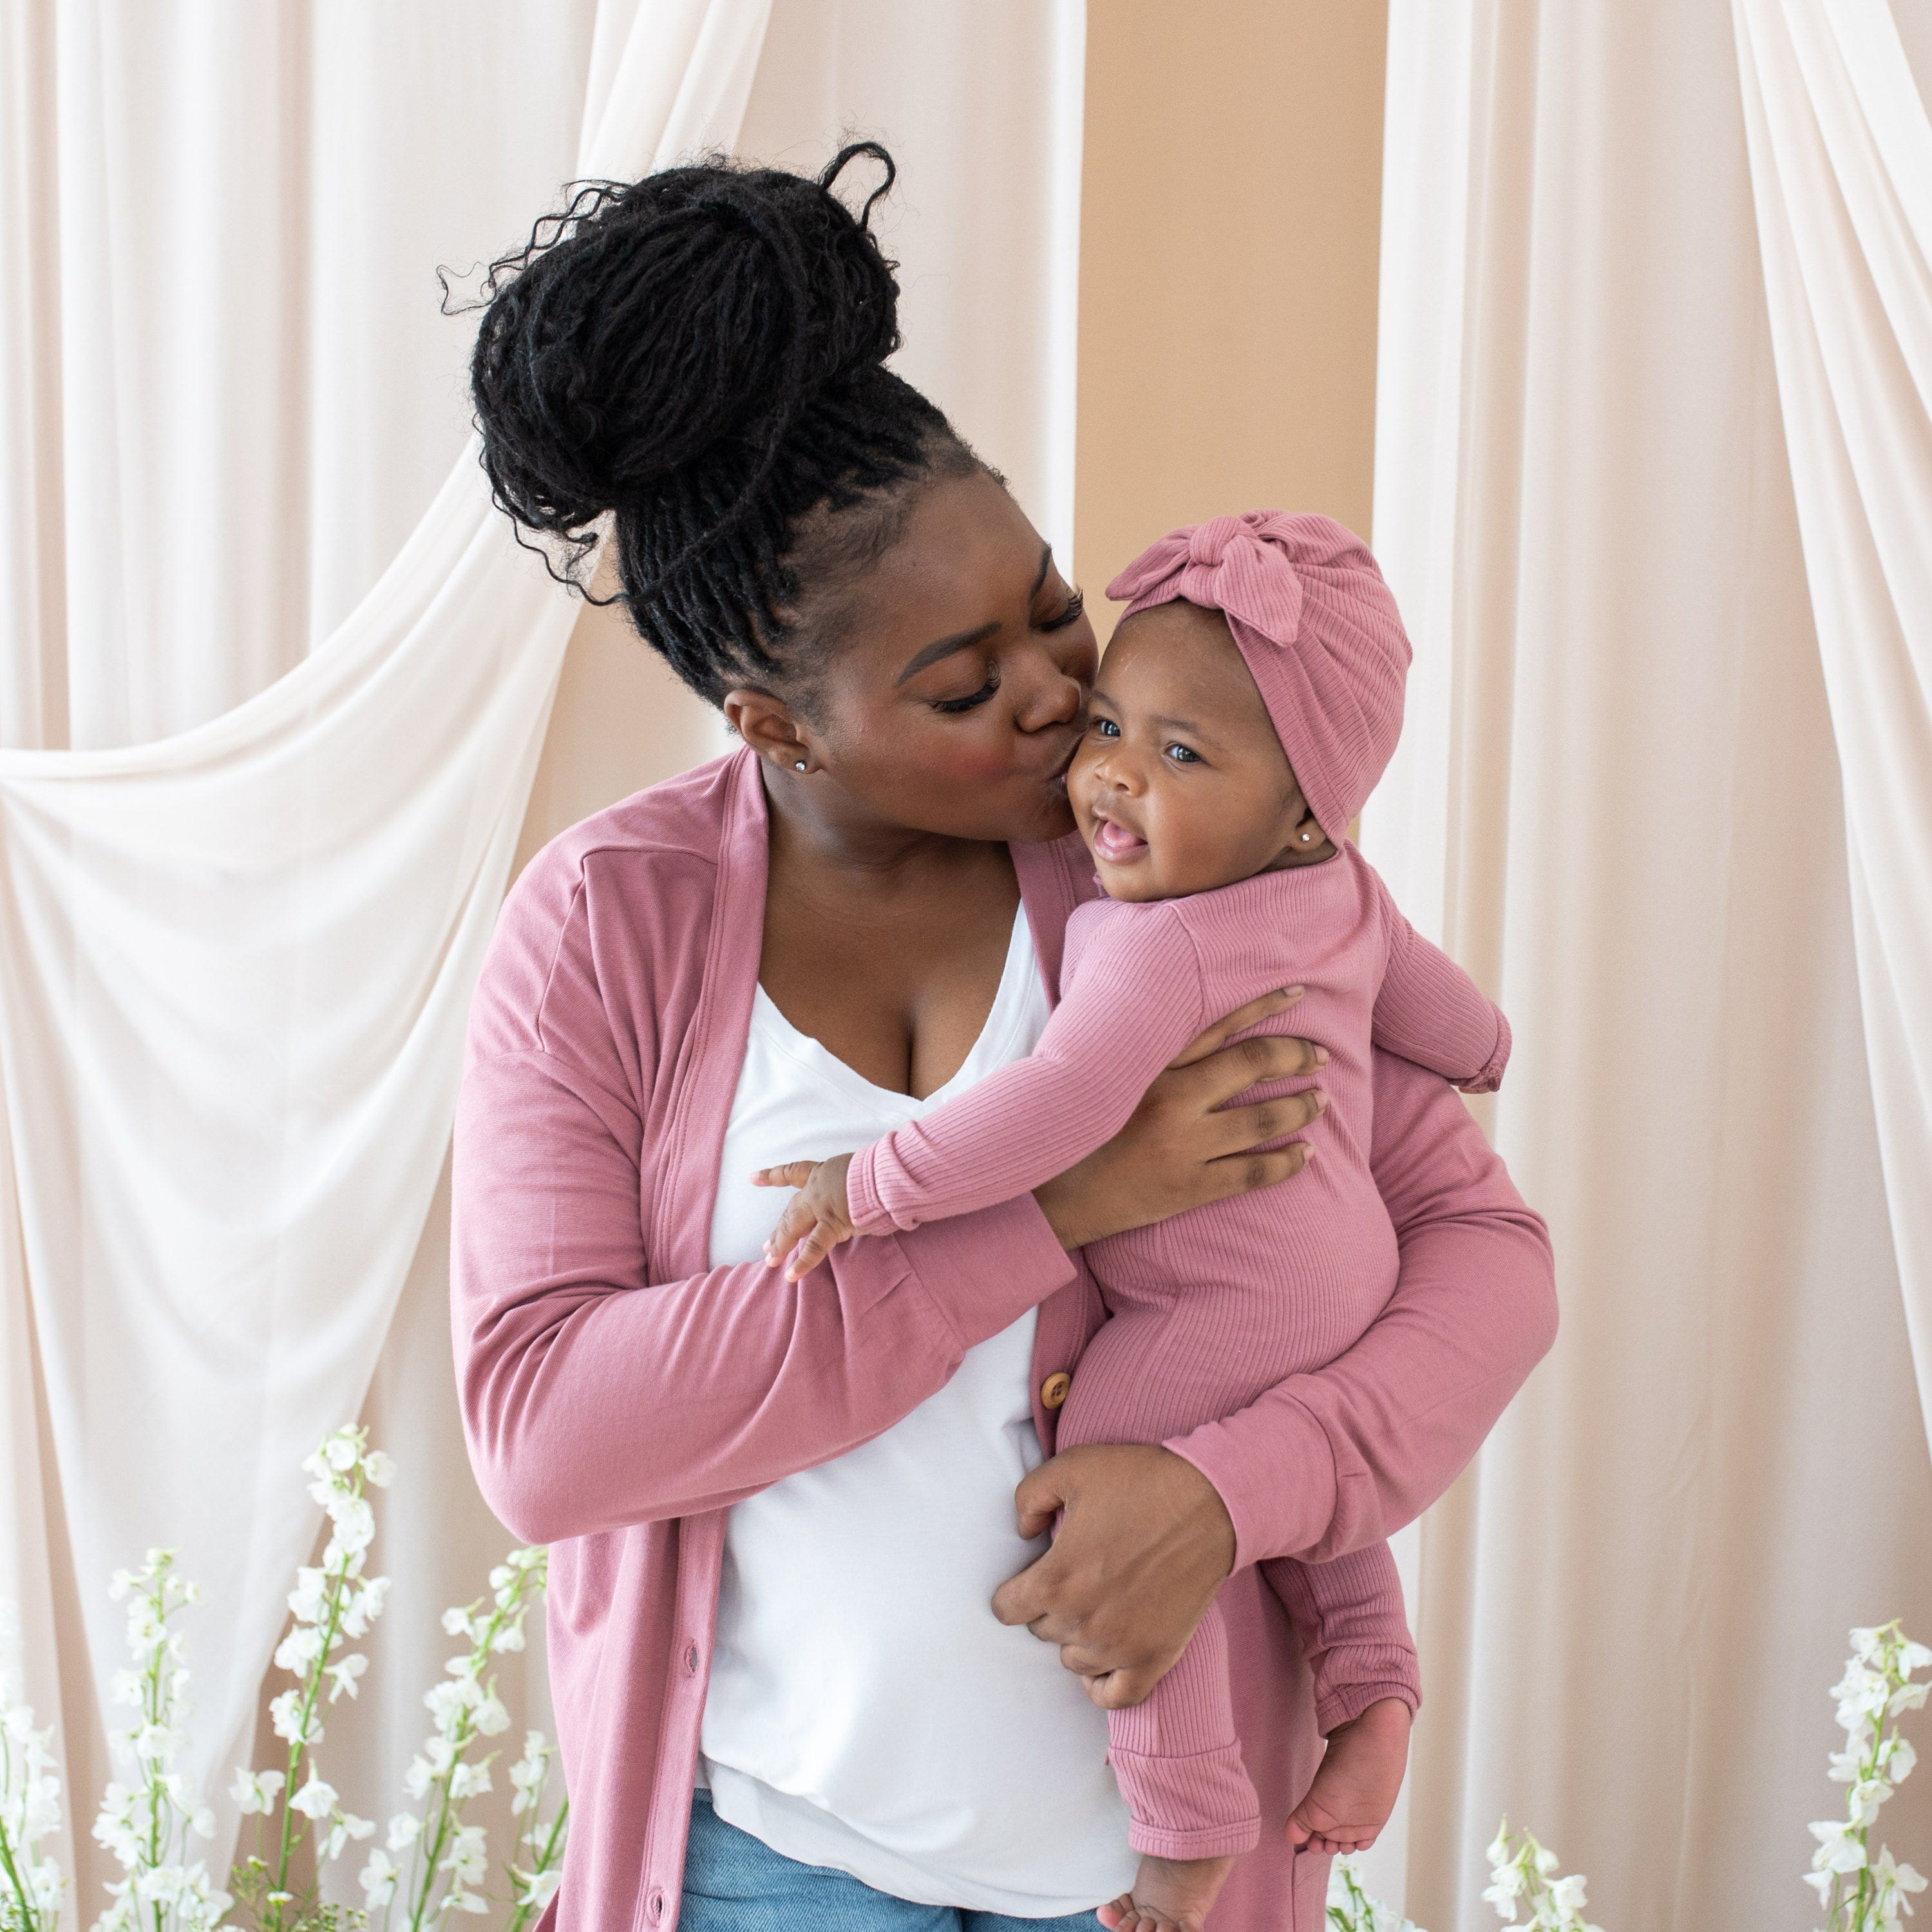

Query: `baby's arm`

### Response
(1370, 875, 1511, 1093)
(846, 910, 1212, 1238)
(1262, 1543, 1419, 1736)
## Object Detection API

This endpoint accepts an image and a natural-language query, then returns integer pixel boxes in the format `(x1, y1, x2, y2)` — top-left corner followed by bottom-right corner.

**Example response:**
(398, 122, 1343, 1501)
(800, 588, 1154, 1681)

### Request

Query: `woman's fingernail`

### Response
(1313, 1045, 1329, 1065)
(1312, 1089, 1329, 1110)
(1283, 985, 1303, 998)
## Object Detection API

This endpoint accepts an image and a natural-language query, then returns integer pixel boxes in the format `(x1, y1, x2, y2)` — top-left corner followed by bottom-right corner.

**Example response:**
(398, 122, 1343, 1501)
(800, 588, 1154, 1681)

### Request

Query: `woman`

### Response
(450, 147, 1554, 1932)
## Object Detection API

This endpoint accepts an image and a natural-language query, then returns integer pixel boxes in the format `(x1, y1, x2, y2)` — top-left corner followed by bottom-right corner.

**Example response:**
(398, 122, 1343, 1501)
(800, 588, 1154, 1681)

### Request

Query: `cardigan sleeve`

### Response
(1162, 1048, 1555, 1569)
(450, 1045, 1078, 1545)
(846, 909, 1208, 1235)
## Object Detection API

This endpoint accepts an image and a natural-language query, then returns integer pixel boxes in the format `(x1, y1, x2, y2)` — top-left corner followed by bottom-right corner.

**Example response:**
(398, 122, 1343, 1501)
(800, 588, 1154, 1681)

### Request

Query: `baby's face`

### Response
(1067, 600, 1323, 902)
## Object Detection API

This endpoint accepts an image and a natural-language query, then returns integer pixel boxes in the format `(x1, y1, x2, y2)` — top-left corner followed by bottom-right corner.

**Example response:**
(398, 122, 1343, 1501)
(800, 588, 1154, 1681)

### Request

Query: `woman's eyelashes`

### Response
(929, 672, 1000, 714)
(1040, 587, 1086, 632)
(925, 592, 1084, 714)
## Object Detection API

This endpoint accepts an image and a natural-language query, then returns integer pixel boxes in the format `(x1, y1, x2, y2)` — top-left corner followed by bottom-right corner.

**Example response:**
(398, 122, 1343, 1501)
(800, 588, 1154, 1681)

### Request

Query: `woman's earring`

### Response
(794, 759, 808, 772)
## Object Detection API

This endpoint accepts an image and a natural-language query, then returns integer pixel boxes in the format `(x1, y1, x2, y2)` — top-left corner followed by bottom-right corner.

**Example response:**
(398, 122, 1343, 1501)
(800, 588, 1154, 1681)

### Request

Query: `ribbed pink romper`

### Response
(846, 841, 1508, 1860)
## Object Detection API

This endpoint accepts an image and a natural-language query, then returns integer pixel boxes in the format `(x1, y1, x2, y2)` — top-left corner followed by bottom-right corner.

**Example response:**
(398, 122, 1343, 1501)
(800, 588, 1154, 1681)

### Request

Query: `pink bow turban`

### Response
(1104, 511, 1412, 848)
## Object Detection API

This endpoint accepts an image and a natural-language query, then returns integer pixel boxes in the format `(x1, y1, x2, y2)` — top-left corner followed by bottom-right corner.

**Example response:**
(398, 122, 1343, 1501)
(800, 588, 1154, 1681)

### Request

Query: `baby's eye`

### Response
(1164, 742, 1202, 764)
(1092, 717, 1121, 738)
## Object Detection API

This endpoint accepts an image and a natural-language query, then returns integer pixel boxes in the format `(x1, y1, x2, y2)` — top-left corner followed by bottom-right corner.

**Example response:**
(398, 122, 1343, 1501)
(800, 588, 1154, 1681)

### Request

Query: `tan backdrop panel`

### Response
(1075, 0, 1388, 627)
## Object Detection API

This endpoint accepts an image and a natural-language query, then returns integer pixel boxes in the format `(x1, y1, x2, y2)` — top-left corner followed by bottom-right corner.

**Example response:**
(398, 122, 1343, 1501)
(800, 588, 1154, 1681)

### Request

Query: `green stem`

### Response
(502, 1798, 569, 1932)
(0, 1754, 41, 1932)
(405, 1580, 527, 1932)
(266, 1476, 361, 1932)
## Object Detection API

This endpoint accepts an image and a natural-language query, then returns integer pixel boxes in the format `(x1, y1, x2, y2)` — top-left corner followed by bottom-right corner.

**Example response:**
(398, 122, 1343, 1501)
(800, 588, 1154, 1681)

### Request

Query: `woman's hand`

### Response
(989, 1443, 1235, 1707)
(1032, 988, 1327, 1249)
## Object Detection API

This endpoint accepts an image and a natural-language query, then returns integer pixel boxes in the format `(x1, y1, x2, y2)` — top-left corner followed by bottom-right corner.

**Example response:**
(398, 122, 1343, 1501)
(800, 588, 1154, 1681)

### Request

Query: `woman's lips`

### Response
(1089, 815, 1149, 862)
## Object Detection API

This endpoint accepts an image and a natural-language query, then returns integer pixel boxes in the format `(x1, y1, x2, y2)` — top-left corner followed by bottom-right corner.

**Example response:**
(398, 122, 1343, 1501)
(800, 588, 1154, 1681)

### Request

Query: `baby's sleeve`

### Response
(1370, 872, 1511, 1093)
(846, 908, 1208, 1236)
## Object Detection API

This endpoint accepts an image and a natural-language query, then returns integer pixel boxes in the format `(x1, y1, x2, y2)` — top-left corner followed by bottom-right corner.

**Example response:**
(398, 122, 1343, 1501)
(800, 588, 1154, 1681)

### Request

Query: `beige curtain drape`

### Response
(1359, 3, 1932, 1926)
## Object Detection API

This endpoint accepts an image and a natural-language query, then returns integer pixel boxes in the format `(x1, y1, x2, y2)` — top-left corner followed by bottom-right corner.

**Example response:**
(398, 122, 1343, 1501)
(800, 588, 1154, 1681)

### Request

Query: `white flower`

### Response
(404, 1756, 435, 1800)
(340, 1576, 391, 1639)
(274, 1624, 326, 1674)
(287, 1567, 328, 1624)
(288, 1776, 338, 1820)
(363, 1450, 397, 1488)
(230, 1767, 286, 1816)
(269, 1687, 319, 1747)
(443, 1891, 488, 1915)
(1849, 1776, 1894, 1826)
(441, 1607, 475, 1640)
(387, 1812, 421, 1851)
(321, 1811, 375, 1861)
(514, 1866, 563, 1911)
(359, 1848, 400, 1906)
(448, 1761, 493, 1801)
(440, 1823, 488, 1887)
(1811, 1817, 1870, 1874)
(472, 1693, 512, 1738)
(325, 1653, 369, 1703)
(490, 1624, 527, 1654)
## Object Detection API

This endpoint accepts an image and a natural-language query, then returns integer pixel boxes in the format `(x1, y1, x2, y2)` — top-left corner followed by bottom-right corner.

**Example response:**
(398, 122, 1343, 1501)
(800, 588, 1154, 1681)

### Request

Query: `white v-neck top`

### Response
(700, 905, 1135, 1914)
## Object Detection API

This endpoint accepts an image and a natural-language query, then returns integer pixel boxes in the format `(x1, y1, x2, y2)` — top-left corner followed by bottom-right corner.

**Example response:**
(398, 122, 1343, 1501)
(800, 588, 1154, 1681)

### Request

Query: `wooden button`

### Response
(1040, 1371, 1072, 1410)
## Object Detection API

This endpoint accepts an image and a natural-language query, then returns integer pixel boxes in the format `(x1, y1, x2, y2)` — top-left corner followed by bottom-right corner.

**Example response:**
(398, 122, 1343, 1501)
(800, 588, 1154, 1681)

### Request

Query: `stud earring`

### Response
(794, 759, 808, 772)
(1299, 828, 1313, 843)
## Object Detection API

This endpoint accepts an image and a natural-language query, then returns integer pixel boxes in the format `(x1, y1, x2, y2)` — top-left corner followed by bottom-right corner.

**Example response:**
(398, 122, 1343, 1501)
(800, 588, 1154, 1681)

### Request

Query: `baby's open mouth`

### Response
(1088, 813, 1149, 862)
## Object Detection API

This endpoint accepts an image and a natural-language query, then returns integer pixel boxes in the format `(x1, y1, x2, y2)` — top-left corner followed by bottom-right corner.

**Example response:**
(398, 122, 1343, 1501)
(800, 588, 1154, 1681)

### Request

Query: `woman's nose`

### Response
(1012, 649, 1086, 734)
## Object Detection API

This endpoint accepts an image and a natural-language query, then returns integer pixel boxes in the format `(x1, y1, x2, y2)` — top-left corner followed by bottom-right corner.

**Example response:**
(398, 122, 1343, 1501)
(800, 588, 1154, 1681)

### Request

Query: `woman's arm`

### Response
(992, 1048, 1554, 1701)
(451, 998, 1331, 1547)
(1168, 1046, 1554, 1567)
(451, 1045, 1078, 1545)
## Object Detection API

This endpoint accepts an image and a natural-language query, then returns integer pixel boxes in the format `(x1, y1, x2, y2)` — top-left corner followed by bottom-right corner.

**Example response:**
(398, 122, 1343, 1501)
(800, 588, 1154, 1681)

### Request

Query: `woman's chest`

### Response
(757, 864, 1022, 1099)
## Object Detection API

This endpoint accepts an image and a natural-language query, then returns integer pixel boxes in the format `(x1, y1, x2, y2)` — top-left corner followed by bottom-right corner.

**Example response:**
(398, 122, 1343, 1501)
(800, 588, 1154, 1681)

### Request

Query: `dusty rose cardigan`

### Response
(450, 748, 1556, 1932)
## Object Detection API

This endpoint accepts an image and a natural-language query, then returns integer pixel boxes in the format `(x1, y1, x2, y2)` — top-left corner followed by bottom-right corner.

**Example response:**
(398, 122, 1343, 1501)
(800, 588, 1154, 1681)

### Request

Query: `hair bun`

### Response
(470, 142, 905, 537)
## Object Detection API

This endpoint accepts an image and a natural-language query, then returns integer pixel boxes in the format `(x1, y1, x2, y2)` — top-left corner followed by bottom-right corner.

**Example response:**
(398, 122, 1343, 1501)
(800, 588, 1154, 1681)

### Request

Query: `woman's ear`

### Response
(722, 688, 811, 772)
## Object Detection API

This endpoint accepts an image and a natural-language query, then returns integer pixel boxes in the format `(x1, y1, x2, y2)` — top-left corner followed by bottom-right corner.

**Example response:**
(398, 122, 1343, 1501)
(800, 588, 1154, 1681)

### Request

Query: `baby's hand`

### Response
(751, 1153, 857, 1281)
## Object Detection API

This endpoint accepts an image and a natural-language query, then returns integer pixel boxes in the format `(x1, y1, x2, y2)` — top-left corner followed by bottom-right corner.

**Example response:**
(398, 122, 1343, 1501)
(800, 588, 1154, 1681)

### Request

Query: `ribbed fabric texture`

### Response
(847, 844, 1506, 1855)
(1104, 511, 1412, 849)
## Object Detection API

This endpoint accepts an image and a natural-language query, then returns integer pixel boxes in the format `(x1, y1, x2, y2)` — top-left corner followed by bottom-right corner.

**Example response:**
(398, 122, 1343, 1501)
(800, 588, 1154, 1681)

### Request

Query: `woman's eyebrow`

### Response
(895, 545, 1056, 686)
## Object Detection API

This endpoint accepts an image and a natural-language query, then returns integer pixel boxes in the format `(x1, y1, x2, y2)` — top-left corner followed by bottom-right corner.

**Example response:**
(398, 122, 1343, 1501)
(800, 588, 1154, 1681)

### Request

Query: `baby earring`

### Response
(1299, 827, 1314, 843)
(794, 759, 808, 772)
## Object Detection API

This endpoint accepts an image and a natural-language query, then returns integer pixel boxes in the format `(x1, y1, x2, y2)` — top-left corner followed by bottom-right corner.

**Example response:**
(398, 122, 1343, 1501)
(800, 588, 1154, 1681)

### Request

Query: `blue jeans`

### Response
(679, 1792, 1107, 1931)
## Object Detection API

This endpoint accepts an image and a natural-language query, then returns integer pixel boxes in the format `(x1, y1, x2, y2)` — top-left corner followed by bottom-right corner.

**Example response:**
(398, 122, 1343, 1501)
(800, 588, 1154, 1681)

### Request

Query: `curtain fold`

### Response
(1361, 3, 1932, 1924)
(1730, 0, 1932, 1459)
(0, 0, 776, 1902)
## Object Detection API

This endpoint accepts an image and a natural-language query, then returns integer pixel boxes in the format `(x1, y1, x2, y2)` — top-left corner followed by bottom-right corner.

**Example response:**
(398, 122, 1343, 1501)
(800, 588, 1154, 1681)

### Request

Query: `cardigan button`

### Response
(684, 1641, 700, 1676)
(1040, 1371, 1072, 1410)
(647, 1888, 664, 1923)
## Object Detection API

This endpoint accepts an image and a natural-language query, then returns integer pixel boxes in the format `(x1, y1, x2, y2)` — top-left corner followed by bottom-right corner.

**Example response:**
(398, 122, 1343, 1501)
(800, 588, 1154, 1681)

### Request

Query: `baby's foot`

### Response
(1285, 1696, 1412, 1855)
(1097, 1852, 1236, 1932)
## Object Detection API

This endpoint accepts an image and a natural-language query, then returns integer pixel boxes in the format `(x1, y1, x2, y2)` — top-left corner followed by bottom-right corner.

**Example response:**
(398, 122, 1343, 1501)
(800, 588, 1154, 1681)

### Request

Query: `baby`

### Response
(755, 513, 1510, 1932)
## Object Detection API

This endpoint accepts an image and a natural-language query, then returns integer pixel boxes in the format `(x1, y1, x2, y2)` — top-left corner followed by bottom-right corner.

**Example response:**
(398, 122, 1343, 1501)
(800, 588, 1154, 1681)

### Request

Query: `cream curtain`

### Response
(0, 0, 777, 1900)
(0, 0, 1086, 1918)
(1360, 2, 1932, 1926)
(1733, 0, 1932, 1464)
